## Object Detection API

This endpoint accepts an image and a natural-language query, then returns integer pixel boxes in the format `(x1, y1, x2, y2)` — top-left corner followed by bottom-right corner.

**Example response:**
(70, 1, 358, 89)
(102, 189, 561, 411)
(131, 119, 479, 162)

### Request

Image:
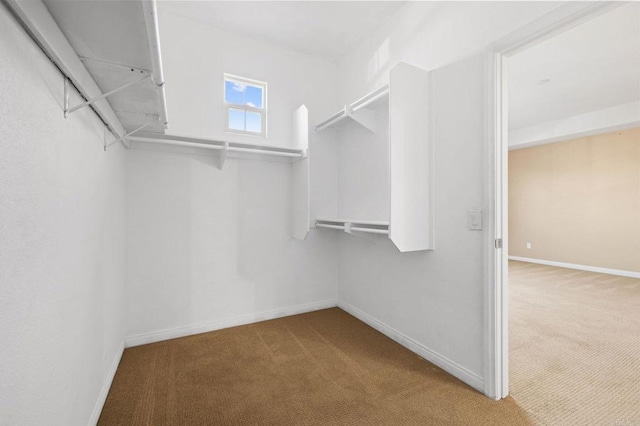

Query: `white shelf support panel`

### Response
(292, 105, 310, 240)
(314, 107, 349, 133)
(348, 108, 377, 133)
(389, 63, 434, 252)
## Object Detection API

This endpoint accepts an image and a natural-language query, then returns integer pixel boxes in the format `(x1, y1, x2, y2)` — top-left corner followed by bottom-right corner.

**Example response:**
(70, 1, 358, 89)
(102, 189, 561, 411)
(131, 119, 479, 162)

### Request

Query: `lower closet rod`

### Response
(316, 224, 345, 230)
(350, 227, 389, 235)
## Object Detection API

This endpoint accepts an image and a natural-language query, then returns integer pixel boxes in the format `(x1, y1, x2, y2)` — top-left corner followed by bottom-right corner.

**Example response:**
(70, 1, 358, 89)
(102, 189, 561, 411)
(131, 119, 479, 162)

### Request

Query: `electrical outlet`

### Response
(526, 242, 532, 249)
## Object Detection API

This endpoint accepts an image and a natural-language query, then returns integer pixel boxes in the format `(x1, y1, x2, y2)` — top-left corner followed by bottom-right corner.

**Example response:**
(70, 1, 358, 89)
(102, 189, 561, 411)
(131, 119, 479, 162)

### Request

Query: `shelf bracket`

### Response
(292, 148, 308, 162)
(218, 141, 229, 170)
(64, 74, 150, 118)
(104, 119, 157, 151)
(347, 106, 377, 133)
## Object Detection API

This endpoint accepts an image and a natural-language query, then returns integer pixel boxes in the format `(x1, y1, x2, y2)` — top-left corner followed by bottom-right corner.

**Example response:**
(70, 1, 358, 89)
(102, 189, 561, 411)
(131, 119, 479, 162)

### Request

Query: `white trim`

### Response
(483, 48, 507, 400)
(484, 1, 622, 401)
(125, 299, 337, 348)
(338, 301, 485, 393)
(508, 256, 640, 279)
(88, 340, 125, 426)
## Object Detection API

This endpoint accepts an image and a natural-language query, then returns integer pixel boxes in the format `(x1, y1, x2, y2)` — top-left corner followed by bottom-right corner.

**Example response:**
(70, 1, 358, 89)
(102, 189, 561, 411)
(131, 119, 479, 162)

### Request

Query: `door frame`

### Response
(483, 1, 623, 400)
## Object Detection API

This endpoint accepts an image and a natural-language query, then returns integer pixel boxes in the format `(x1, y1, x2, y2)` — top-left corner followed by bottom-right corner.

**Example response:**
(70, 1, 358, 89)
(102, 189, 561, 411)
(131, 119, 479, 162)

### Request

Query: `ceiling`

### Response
(158, 1, 405, 62)
(509, 3, 640, 130)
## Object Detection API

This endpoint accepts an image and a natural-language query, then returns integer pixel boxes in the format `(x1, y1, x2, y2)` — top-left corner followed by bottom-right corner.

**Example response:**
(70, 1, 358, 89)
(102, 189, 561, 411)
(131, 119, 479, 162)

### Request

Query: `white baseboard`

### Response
(125, 299, 338, 348)
(89, 339, 125, 426)
(508, 256, 640, 279)
(337, 300, 485, 393)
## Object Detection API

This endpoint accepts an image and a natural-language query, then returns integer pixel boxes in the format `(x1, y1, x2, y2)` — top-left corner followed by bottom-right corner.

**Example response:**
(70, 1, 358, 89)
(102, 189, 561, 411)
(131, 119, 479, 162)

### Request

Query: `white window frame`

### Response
(223, 74, 267, 138)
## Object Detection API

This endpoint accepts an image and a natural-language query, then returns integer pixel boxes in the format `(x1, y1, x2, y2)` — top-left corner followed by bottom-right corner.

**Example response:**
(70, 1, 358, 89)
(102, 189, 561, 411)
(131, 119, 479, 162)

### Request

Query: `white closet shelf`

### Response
(314, 85, 389, 133)
(6, 0, 171, 148)
(315, 218, 390, 235)
(127, 133, 307, 159)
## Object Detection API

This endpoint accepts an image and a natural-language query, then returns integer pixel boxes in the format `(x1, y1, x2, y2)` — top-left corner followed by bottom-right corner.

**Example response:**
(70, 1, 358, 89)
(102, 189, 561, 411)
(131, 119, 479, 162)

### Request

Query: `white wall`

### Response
(335, 1, 563, 387)
(125, 151, 339, 339)
(158, 7, 339, 149)
(0, 4, 127, 425)
(337, 1, 562, 104)
(125, 8, 340, 340)
(336, 108, 390, 222)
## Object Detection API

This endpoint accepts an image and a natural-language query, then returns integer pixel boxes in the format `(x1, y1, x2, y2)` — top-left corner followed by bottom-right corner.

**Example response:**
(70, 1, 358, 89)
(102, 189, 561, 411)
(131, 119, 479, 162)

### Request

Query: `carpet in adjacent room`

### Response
(510, 260, 640, 425)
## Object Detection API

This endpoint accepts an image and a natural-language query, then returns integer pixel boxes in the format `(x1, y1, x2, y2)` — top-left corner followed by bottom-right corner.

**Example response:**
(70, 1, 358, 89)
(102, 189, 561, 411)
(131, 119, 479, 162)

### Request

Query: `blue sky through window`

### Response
(246, 111, 261, 133)
(225, 79, 263, 108)
(228, 108, 244, 131)
(225, 81, 244, 105)
(245, 85, 262, 108)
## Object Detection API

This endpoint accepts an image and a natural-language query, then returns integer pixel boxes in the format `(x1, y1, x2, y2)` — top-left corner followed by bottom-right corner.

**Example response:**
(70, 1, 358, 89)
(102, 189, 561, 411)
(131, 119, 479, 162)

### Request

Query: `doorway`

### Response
(491, 1, 640, 421)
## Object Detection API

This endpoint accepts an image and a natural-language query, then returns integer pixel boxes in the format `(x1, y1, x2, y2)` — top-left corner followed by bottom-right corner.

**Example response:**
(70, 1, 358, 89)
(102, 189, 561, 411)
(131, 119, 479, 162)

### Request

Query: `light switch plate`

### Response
(468, 209, 483, 231)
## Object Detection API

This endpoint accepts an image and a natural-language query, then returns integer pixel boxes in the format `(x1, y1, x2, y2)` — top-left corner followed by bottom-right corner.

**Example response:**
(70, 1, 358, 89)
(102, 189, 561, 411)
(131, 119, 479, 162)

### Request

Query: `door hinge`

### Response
(495, 238, 503, 249)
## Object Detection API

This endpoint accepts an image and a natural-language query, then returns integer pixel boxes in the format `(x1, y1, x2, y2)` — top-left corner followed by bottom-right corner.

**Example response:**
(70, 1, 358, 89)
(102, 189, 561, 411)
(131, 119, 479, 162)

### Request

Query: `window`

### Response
(224, 74, 267, 137)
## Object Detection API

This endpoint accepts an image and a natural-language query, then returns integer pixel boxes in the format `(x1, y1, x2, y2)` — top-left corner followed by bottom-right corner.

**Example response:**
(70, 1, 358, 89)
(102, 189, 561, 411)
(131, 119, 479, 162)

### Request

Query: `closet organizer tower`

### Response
(312, 63, 434, 252)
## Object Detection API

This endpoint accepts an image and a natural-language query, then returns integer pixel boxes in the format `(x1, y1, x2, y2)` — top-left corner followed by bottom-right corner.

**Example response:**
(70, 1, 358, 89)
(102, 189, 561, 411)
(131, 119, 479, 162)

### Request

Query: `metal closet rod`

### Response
(350, 85, 389, 113)
(127, 135, 306, 158)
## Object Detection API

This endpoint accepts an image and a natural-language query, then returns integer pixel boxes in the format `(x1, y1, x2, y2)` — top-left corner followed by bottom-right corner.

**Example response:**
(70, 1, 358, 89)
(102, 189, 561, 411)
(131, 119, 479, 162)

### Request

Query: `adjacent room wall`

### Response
(125, 7, 340, 341)
(509, 127, 640, 273)
(0, 4, 127, 425)
(335, 1, 563, 388)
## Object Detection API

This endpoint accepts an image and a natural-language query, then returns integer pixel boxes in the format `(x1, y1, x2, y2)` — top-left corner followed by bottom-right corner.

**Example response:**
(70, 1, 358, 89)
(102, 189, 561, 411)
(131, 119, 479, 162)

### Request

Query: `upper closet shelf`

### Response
(314, 85, 389, 133)
(128, 133, 307, 159)
(5, 0, 169, 149)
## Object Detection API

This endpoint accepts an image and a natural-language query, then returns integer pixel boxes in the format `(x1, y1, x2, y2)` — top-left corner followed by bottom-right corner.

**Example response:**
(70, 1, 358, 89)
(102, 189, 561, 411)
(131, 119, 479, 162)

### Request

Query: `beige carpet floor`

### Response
(509, 260, 640, 425)
(99, 262, 640, 425)
(100, 308, 533, 425)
